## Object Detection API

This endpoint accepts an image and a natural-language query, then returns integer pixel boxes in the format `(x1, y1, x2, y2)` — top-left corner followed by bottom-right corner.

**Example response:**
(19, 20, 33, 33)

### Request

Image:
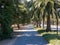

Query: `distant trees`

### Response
(29, 0, 60, 32)
(0, 0, 60, 40)
(0, 0, 34, 38)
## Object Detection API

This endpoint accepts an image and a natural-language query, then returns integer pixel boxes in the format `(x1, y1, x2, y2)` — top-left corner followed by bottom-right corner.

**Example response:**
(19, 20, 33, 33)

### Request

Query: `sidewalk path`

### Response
(13, 24, 49, 45)
(41, 24, 60, 31)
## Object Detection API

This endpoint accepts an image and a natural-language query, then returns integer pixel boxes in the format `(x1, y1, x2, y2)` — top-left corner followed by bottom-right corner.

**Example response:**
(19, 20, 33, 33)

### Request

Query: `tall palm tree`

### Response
(43, 9, 46, 28)
(35, 0, 54, 31)
(45, 0, 60, 32)
(13, 0, 28, 29)
(45, 1, 53, 31)
(32, 0, 44, 28)
(54, 1, 60, 35)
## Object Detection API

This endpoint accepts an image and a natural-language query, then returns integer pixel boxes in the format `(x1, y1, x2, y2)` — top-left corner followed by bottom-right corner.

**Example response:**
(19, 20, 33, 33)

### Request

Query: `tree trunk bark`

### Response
(17, 24, 20, 29)
(43, 17, 45, 29)
(39, 18, 41, 28)
(39, 21, 41, 28)
(56, 17, 58, 35)
(46, 15, 51, 32)
(36, 20, 39, 27)
(53, 20, 55, 25)
(56, 16, 58, 35)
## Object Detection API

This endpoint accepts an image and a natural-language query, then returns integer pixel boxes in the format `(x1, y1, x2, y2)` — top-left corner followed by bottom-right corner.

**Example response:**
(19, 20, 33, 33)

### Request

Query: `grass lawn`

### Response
(37, 28, 60, 45)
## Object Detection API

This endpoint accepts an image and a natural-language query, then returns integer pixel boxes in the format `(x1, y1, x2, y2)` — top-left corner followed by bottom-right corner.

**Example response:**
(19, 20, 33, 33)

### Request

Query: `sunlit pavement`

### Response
(0, 37, 17, 45)
(0, 24, 50, 45)
(41, 24, 60, 31)
(13, 31, 49, 45)
(13, 24, 49, 45)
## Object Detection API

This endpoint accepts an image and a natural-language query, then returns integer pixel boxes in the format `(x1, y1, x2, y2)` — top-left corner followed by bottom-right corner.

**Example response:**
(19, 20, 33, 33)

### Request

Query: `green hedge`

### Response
(0, 27, 13, 40)
(0, 28, 3, 40)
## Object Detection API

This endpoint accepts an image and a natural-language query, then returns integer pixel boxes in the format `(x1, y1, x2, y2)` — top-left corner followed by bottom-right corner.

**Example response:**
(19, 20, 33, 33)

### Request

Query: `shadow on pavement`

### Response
(13, 31, 48, 45)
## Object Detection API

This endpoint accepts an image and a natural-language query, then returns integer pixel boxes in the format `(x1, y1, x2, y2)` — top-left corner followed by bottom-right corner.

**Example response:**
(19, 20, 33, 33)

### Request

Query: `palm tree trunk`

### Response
(39, 18, 41, 28)
(39, 20, 41, 28)
(53, 20, 55, 25)
(43, 17, 45, 28)
(17, 24, 20, 29)
(56, 11, 58, 35)
(46, 15, 51, 32)
(56, 17, 58, 35)
(37, 21, 39, 27)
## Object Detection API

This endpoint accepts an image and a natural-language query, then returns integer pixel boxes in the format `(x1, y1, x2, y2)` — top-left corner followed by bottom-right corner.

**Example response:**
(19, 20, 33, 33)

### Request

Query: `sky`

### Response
(27, 0, 31, 2)
(21, 0, 31, 3)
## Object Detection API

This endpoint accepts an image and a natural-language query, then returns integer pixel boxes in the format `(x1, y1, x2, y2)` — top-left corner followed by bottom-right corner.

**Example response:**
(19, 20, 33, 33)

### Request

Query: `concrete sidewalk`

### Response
(13, 30, 49, 45)
(0, 37, 17, 45)
(0, 24, 50, 45)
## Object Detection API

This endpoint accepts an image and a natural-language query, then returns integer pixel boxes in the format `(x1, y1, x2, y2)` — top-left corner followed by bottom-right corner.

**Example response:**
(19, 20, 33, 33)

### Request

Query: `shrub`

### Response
(3, 27, 13, 39)
(0, 28, 3, 40)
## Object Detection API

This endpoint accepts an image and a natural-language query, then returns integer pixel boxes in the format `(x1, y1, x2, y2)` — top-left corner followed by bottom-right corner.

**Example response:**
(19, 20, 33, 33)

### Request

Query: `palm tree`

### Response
(31, 0, 44, 27)
(35, 0, 54, 31)
(54, 1, 60, 35)
(45, 0, 60, 32)
(45, 1, 53, 31)
(13, 0, 28, 29)
(43, 10, 46, 28)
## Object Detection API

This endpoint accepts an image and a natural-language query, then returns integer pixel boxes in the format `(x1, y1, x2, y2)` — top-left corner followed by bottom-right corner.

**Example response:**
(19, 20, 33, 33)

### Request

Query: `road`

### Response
(13, 24, 49, 45)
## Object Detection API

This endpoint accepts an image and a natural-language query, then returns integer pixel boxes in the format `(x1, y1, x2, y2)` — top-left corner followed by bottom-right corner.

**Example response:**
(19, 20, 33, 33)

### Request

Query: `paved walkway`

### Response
(41, 24, 60, 31)
(13, 24, 48, 45)
(0, 24, 49, 45)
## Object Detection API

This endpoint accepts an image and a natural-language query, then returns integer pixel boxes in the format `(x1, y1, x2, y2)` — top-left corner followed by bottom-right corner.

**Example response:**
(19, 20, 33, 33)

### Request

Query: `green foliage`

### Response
(0, 0, 33, 40)
(0, 0, 14, 40)
(0, 28, 3, 40)
(0, 0, 60, 40)
(2, 26, 13, 39)
(37, 29, 60, 45)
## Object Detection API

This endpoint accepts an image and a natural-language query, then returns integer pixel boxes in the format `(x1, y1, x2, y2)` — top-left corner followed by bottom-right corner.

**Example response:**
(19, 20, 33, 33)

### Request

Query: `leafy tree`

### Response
(0, 0, 14, 39)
